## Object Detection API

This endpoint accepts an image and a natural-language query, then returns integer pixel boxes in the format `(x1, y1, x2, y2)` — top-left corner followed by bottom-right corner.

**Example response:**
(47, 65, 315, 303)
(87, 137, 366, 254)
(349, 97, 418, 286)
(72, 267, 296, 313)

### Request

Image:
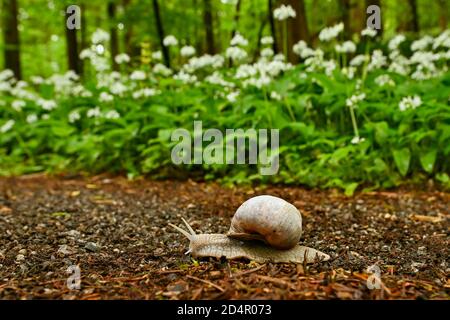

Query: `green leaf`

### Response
(51, 125, 74, 137)
(419, 149, 437, 173)
(344, 182, 358, 196)
(435, 173, 449, 183)
(374, 121, 389, 145)
(392, 148, 411, 177)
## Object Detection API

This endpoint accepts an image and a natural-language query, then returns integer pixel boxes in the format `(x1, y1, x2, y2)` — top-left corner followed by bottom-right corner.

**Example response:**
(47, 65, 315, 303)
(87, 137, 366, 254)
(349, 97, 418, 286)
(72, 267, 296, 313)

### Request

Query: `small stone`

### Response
(58, 245, 71, 255)
(417, 246, 426, 255)
(85, 242, 100, 252)
(66, 230, 81, 238)
(16, 254, 25, 261)
(18, 249, 27, 255)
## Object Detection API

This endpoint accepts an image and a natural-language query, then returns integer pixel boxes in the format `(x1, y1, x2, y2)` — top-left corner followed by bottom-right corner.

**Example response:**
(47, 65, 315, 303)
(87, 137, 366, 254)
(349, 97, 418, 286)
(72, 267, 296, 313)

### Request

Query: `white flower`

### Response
(273, 53, 285, 61)
(38, 99, 57, 111)
(12, 100, 26, 111)
(368, 50, 387, 71)
(226, 91, 240, 103)
(153, 63, 173, 76)
(335, 41, 356, 53)
(226, 46, 247, 61)
(104, 110, 120, 119)
(346, 93, 366, 108)
(130, 70, 146, 81)
(26, 114, 38, 124)
(173, 71, 197, 84)
(115, 53, 130, 64)
(350, 54, 368, 67)
(152, 51, 163, 60)
(99, 92, 114, 102)
(91, 29, 110, 44)
(68, 111, 81, 123)
(342, 67, 355, 79)
(261, 47, 274, 58)
(184, 54, 224, 71)
(163, 35, 178, 46)
(132, 88, 159, 99)
(235, 64, 257, 79)
(30, 76, 44, 85)
(243, 74, 271, 88)
(433, 30, 450, 50)
(388, 34, 406, 51)
(0, 69, 14, 81)
(109, 82, 128, 96)
(361, 28, 377, 38)
(230, 32, 248, 47)
(374, 74, 395, 87)
(399, 96, 422, 111)
(205, 72, 234, 87)
(319, 23, 344, 42)
(180, 45, 196, 57)
(79, 48, 94, 60)
(261, 36, 274, 45)
(87, 107, 101, 118)
(0, 120, 14, 133)
(293, 40, 308, 56)
(411, 36, 433, 51)
(351, 136, 365, 144)
(270, 91, 282, 101)
(273, 4, 296, 21)
(323, 60, 337, 76)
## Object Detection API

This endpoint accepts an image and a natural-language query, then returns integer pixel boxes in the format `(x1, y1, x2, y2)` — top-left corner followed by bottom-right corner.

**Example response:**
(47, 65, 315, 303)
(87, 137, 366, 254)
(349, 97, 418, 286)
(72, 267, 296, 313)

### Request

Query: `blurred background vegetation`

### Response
(1, 0, 448, 79)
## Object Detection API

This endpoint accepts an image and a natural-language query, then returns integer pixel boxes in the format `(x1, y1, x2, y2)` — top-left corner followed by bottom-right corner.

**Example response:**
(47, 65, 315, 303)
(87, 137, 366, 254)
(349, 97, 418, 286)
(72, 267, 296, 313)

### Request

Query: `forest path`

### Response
(0, 175, 448, 299)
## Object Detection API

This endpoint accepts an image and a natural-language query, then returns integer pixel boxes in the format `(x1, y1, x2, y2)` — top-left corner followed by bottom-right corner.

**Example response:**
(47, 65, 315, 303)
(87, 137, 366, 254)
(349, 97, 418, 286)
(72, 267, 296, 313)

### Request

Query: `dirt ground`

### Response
(0, 174, 448, 299)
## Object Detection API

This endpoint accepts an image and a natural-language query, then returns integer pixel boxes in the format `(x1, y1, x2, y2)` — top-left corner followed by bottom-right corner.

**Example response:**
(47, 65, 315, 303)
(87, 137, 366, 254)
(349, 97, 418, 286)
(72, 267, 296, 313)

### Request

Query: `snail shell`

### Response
(227, 195, 302, 250)
(169, 195, 330, 264)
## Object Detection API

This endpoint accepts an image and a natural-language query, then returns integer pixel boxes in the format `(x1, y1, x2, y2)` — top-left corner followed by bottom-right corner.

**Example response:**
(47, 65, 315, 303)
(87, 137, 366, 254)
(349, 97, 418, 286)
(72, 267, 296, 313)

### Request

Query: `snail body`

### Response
(169, 195, 329, 264)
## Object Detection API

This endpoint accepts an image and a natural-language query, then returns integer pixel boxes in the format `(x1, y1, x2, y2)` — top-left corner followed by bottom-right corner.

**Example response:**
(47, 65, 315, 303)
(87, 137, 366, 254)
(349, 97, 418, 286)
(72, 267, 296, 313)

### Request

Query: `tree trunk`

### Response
(338, 0, 351, 39)
(79, 3, 87, 76)
(268, 0, 278, 53)
(438, 0, 448, 31)
(203, 0, 215, 54)
(65, 6, 80, 74)
(407, 0, 419, 32)
(2, 0, 21, 79)
(253, 17, 268, 61)
(152, 0, 170, 67)
(108, 2, 119, 71)
(230, 0, 242, 39)
(122, 0, 136, 59)
(282, 0, 309, 63)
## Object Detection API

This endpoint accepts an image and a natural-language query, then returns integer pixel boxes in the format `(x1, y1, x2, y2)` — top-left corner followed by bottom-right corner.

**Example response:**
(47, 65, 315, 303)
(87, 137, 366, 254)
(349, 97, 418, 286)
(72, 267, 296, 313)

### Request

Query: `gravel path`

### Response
(0, 175, 448, 299)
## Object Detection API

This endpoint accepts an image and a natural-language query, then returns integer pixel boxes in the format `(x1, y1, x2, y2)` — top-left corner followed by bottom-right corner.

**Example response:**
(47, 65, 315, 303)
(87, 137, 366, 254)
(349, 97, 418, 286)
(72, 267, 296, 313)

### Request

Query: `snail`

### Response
(169, 195, 330, 264)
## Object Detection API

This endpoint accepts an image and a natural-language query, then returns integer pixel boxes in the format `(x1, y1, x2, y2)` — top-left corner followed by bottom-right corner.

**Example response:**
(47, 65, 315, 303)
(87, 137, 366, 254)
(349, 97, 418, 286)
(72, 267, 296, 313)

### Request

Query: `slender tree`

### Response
(230, 0, 242, 40)
(79, 3, 87, 76)
(65, 5, 80, 74)
(437, 0, 448, 31)
(2, 0, 21, 79)
(268, 0, 278, 53)
(203, 0, 215, 54)
(406, 0, 420, 32)
(108, 2, 119, 71)
(338, 0, 351, 38)
(282, 0, 309, 63)
(253, 16, 268, 61)
(152, 0, 170, 67)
